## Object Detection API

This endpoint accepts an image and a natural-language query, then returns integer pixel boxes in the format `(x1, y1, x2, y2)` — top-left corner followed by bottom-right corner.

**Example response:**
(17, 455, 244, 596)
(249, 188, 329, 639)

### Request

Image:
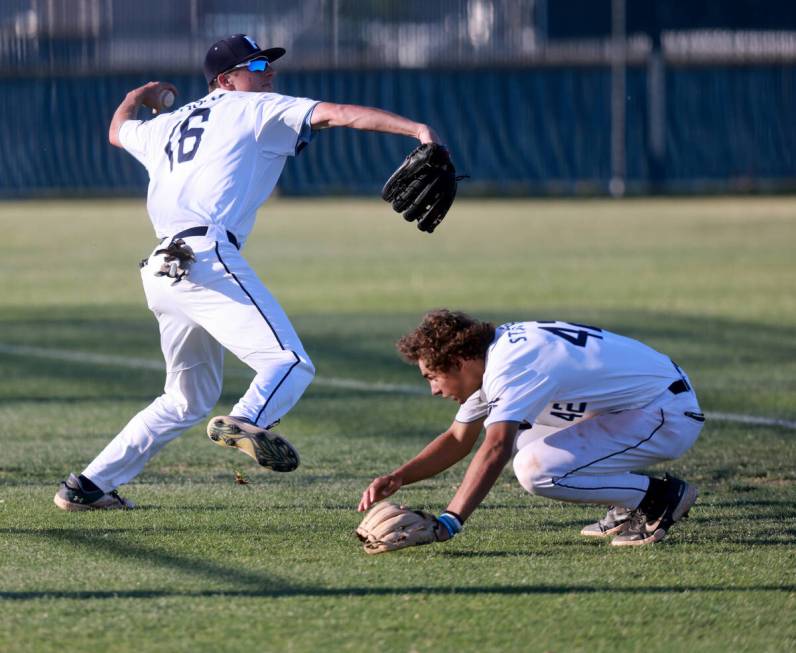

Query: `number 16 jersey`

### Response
(455, 321, 688, 429)
(119, 89, 319, 246)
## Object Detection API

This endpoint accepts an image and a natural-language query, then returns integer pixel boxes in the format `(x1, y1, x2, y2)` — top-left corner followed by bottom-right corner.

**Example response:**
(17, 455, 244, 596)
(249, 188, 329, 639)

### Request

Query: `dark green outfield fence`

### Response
(2, 66, 794, 197)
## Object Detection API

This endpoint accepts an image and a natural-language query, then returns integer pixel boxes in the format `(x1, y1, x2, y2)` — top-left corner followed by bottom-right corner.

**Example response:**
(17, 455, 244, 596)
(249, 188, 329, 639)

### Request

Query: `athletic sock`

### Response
(78, 474, 102, 493)
(637, 476, 668, 520)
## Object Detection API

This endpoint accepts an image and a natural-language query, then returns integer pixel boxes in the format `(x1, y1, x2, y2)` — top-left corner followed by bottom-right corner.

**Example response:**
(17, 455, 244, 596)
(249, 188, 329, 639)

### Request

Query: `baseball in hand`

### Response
(159, 89, 176, 110)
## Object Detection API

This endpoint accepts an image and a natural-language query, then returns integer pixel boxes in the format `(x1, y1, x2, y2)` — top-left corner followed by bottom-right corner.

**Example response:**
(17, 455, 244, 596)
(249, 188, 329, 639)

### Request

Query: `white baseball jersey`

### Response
(455, 321, 688, 429)
(118, 89, 319, 246)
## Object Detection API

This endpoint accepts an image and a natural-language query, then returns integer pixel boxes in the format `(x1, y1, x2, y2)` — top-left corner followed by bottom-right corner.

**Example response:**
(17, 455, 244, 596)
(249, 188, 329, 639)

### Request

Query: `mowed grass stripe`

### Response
(2, 341, 794, 430)
(0, 341, 424, 395)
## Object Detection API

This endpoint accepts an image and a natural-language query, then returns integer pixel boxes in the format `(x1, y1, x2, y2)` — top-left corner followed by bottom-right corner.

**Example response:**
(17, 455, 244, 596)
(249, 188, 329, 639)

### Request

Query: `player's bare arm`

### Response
(357, 417, 484, 512)
(334, 103, 460, 232)
(356, 418, 510, 554)
(445, 421, 519, 522)
(310, 102, 441, 144)
(108, 81, 177, 147)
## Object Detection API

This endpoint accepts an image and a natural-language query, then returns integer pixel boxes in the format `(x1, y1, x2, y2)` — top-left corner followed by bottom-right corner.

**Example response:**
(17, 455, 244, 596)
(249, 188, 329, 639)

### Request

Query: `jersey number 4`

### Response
(165, 108, 211, 171)
(536, 322, 604, 348)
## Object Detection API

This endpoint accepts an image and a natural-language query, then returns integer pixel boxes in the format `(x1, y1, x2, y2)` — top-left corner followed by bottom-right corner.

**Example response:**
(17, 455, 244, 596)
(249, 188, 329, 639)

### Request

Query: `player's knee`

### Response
(251, 350, 315, 381)
(289, 355, 315, 394)
(164, 372, 222, 423)
(513, 447, 554, 496)
(301, 355, 316, 381)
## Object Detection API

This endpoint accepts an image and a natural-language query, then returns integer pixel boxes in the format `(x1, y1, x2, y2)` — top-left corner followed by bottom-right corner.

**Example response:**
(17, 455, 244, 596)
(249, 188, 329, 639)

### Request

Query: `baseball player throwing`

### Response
(356, 310, 705, 551)
(54, 33, 444, 511)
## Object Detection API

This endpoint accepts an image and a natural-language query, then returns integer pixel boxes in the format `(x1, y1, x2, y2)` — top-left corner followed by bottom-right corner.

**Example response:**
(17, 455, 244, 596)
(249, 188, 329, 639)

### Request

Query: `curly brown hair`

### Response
(396, 309, 496, 372)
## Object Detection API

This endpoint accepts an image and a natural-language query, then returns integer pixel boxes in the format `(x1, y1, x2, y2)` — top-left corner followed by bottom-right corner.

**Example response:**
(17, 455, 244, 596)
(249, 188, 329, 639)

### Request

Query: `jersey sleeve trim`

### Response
(295, 101, 321, 156)
(454, 414, 487, 424)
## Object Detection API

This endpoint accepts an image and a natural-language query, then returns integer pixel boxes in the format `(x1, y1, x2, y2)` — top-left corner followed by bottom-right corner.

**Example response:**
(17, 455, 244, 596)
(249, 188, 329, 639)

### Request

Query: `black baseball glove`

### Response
(381, 143, 459, 233)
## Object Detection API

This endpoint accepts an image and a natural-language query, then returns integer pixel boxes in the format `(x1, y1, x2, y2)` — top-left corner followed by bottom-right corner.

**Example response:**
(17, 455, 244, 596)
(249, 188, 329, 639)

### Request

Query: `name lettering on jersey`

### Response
(550, 402, 588, 422)
(501, 322, 527, 344)
(178, 91, 226, 115)
(536, 321, 604, 348)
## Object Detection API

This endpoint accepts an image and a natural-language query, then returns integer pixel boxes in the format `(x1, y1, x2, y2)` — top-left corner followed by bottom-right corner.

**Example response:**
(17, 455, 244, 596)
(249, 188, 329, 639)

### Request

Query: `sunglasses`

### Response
(231, 57, 270, 73)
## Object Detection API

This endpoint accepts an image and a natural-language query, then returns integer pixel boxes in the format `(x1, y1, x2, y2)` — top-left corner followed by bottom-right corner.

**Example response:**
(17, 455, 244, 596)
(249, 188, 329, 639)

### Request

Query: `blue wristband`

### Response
(437, 512, 463, 538)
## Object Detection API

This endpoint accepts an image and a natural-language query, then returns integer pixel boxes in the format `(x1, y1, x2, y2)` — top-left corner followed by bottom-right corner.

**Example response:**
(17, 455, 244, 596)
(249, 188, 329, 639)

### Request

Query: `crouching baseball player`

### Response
(356, 310, 706, 552)
(54, 33, 449, 511)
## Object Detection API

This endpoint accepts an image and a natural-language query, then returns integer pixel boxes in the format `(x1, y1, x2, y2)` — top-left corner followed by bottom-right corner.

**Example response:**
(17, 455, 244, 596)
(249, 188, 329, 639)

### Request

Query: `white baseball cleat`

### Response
(206, 416, 300, 472)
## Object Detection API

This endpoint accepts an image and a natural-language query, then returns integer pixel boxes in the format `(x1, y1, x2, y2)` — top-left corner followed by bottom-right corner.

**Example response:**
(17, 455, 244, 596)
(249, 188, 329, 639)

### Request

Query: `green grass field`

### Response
(1, 197, 794, 652)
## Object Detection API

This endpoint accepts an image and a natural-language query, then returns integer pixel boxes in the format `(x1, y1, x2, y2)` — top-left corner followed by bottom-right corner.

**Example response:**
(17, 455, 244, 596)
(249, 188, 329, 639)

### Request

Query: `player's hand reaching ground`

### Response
(355, 502, 463, 554)
(358, 473, 403, 511)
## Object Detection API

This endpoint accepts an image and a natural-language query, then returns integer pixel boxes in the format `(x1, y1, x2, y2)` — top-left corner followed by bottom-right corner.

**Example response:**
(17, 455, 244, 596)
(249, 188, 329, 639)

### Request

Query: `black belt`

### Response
(668, 379, 691, 395)
(165, 226, 240, 250)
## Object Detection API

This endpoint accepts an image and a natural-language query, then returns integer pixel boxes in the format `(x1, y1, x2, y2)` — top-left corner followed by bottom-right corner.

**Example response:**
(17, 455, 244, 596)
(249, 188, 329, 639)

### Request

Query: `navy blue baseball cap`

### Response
(204, 34, 285, 84)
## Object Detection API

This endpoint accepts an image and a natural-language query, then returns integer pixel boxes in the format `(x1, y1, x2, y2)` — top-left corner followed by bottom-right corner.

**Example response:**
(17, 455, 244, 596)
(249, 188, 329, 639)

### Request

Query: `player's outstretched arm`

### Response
(108, 81, 177, 147)
(444, 421, 519, 522)
(357, 417, 484, 512)
(355, 420, 514, 554)
(310, 102, 441, 144)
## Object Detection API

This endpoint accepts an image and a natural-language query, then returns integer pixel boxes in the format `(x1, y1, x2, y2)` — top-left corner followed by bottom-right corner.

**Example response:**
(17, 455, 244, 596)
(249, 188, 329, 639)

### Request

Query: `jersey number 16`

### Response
(165, 108, 211, 171)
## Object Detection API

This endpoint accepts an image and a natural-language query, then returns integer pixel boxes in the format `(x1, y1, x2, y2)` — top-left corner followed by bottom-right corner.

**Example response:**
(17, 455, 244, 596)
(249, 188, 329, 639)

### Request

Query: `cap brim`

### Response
(263, 47, 286, 62)
(209, 46, 286, 85)
(239, 47, 285, 66)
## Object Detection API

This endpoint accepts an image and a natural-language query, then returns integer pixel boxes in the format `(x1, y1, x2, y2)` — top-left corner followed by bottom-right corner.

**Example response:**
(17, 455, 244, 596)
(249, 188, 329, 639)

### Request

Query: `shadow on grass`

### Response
(2, 583, 794, 602)
(119, 504, 234, 512)
(2, 527, 794, 602)
(4, 526, 293, 593)
(439, 550, 556, 558)
(3, 308, 796, 410)
(707, 499, 796, 509)
(691, 514, 796, 526)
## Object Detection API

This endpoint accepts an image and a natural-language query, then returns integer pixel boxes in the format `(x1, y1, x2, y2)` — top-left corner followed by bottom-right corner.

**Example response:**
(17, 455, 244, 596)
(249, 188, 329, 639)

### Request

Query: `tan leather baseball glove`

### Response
(355, 501, 449, 554)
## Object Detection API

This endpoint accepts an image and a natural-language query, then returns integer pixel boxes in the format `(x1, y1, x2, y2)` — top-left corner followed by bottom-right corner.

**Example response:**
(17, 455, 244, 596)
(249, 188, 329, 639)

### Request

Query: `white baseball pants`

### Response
(83, 235, 314, 491)
(512, 387, 704, 509)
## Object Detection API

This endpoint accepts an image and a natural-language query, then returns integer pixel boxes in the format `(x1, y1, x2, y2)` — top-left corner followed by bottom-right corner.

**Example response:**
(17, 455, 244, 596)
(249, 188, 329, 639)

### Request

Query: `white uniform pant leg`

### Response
(512, 391, 704, 509)
(185, 241, 314, 428)
(82, 289, 224, 492)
